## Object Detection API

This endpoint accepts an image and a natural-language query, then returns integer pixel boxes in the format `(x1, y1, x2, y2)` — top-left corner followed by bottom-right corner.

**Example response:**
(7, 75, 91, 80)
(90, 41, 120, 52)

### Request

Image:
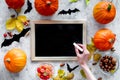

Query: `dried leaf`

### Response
(87, 38, 97, 59)
(93, 53, 101, 62)
(6, 18, 16, 30)
(80, 69, 86, 78)
(17, 15, 27, 23)
(66, 73, 74, 79)
(15, 20, 24, 32)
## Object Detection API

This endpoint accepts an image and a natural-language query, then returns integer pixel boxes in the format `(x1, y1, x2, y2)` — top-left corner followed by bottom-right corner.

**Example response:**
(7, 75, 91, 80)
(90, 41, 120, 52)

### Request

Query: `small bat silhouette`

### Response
(24, 0, 32, 14)
(67, 63, 79, 72)
(1, 28, 30, 48)
(58, 8, 80, 15)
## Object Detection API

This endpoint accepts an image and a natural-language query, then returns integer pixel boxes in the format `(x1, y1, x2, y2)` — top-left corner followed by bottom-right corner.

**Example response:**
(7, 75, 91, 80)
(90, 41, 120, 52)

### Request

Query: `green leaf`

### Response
(69, 0, 78, 3)
(85, 0, 90, 5)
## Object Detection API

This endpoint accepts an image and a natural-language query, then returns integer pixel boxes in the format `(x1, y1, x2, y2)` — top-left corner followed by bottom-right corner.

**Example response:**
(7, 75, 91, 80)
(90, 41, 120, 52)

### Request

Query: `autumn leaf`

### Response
(87, 38, 97, 59)
(6, 15, 28, 32)
(15, 19, 24, 32)
(80, 69, 86, 78)
(6, 18, 16, 30)
(17, 15, 27, 23)
(93, 53, 101, 62)
(58, 69, 65, 78)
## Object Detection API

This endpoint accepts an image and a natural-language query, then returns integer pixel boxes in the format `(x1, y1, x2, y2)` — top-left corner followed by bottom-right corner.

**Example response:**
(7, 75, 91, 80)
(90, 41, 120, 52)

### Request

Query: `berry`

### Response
(40, 68, 45, 73)
(37, 67, 41, 73)
(3, 33, 7, 38)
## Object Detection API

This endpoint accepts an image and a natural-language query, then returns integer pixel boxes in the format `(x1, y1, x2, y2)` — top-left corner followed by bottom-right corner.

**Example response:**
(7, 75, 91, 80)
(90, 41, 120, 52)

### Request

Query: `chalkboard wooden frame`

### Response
(31, 20, 86, 61)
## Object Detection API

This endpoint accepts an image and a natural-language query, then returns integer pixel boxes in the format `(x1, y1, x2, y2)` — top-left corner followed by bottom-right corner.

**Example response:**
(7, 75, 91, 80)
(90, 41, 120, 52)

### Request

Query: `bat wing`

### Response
(67, 63, 79, 72)
(1, 28, 30, 48)
(58, 10, 67, 15)
(24, 0, 32, 14)
(72, 8, 80, 13)
(1, 39, 13, 48)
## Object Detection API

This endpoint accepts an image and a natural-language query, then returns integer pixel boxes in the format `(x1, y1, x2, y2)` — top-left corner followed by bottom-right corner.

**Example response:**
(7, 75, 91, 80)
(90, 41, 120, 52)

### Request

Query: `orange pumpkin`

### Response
(5, 0, 25, 9)
(4, 48, 27, 73)
(93, 28, 116, 51)
(93, 1, 116, 24)
(34, 0, 58, 16)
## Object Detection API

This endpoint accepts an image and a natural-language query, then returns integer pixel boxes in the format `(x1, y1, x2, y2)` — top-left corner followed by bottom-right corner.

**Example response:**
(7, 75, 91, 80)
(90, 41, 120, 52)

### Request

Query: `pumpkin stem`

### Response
(46, 1, 51, 5)
(107, 4, 111, 11)
(6, 58, 11, 63)
(108, 39, 115, 43)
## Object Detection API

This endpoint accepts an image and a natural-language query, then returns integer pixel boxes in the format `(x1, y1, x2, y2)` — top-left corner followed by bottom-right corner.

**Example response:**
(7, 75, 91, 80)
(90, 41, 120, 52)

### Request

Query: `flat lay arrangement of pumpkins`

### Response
(2, 0, 118, 79)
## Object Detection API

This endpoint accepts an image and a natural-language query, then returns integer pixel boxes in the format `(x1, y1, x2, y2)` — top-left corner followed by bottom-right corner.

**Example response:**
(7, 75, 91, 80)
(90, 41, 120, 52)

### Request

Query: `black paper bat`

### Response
(1, 28, 30, 48)
(24, 0, 32, 14)
(58, 8, 80, 15)
(67, 63, 79, 72)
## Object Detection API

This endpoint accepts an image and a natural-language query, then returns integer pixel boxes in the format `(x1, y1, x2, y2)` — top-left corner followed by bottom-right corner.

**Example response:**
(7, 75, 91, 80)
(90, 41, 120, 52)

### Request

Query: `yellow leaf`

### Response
(87, 44, 96, 59)
(110, 69, 116, 74)
(6, 18, 16, 30)
(93, 53, 101, 62)
(15, 20, 24, 32)
(17, 15, 27, 23)
(87, 38, 97, 60)
(58, 69, 65, 78)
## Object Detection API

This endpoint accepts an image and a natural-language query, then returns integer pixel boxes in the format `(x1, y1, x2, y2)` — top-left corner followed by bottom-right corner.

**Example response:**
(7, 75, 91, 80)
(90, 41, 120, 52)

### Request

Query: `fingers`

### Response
(76, 44, 86, 50)
(75, 47, 81, 57)
(75, 43, 90, 55)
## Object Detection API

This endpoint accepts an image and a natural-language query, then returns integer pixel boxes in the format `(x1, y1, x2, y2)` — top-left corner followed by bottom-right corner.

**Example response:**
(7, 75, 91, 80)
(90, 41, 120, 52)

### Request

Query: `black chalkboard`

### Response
(31, 20, 86, 61)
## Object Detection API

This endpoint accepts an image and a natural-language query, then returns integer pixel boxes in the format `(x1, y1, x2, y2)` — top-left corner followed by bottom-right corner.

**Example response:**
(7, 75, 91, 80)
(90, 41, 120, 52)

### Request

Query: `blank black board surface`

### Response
(31, 20, 86, 61)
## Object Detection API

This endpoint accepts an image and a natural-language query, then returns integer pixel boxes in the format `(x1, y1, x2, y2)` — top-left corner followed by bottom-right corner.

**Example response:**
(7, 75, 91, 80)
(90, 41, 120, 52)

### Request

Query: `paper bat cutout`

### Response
(24, 0, 32, 14)
(67, 63, 79, 72)
(58, 8, 80, 15)
(1, 28, 30, 48)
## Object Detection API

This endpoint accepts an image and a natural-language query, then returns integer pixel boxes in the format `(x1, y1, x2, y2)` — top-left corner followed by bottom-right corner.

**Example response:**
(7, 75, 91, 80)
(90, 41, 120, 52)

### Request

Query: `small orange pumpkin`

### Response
(34, 0, 58, 16)
(93, 28, 116, 51)
(4, 48, 27, 73)
(5, 0, 25, 9)
(93, 1, 116, 24)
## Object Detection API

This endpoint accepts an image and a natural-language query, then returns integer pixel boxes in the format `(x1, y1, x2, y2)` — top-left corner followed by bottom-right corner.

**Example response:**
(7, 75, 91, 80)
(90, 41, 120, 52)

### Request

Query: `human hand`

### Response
(74, 44, 90, 67)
